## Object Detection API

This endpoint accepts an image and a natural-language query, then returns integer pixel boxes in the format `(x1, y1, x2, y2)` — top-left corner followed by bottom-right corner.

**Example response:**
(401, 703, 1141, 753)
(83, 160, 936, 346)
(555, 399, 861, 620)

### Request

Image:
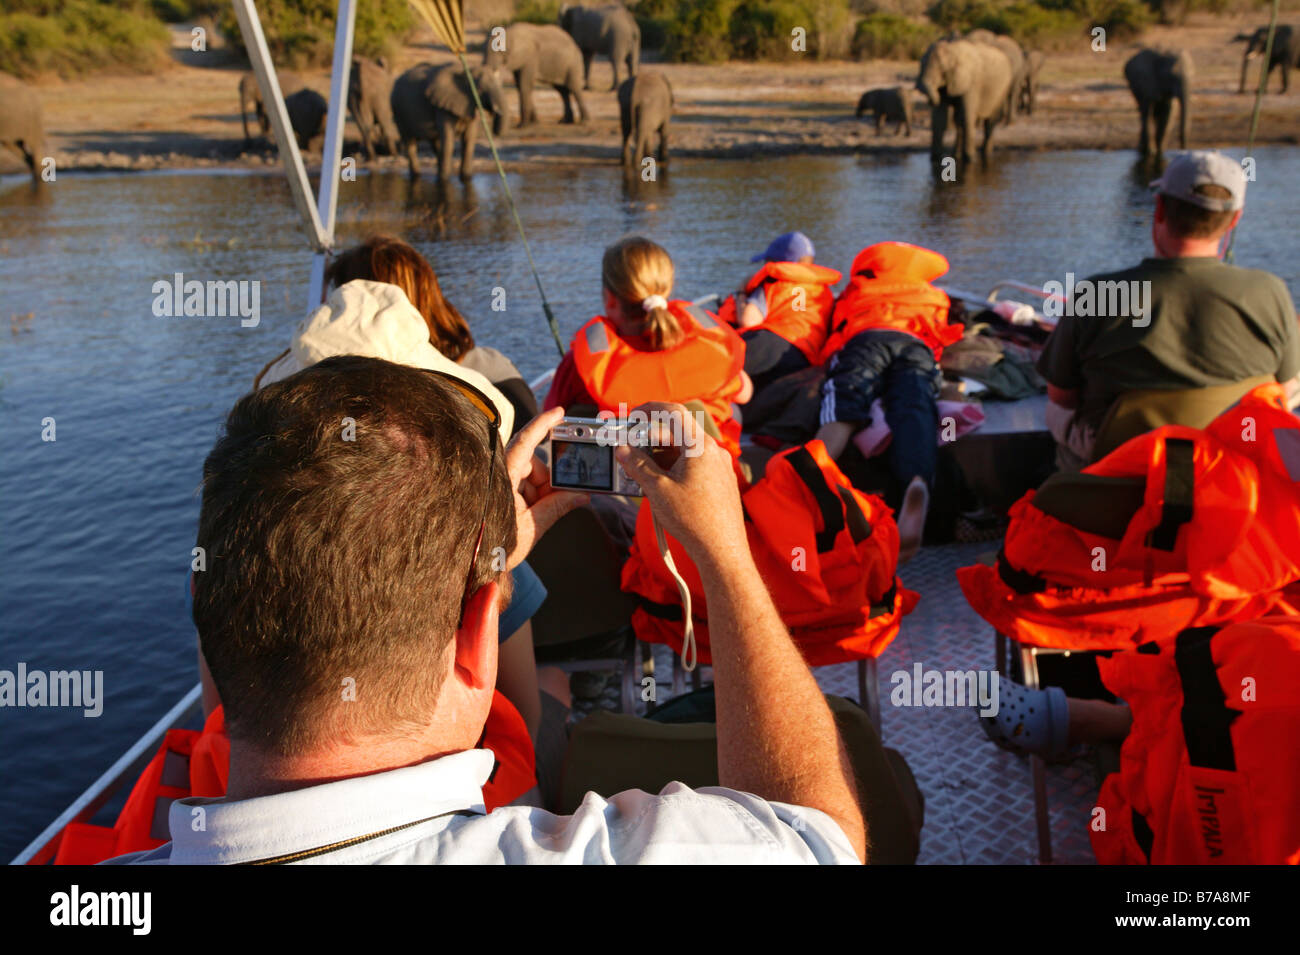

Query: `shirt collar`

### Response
(166, 749, 493, 864)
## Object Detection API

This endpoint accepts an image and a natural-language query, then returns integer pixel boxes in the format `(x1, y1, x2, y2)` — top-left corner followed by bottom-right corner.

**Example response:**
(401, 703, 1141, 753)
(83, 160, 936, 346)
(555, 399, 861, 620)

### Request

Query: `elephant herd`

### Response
(235, 3, 659, 181)
(5, 15, 1299, 183)
(851, 22, 1297, 166)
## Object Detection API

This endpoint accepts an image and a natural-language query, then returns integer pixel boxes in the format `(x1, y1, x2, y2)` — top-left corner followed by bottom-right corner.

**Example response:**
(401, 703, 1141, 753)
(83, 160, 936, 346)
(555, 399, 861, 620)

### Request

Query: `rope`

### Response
(1225, 0, 1280, 263)
(457, 49, 566, 357)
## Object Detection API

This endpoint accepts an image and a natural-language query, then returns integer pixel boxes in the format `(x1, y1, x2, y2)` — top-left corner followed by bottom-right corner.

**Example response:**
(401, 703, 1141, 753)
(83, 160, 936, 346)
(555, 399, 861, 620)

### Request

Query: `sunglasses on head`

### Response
(422, 369, 502, 625)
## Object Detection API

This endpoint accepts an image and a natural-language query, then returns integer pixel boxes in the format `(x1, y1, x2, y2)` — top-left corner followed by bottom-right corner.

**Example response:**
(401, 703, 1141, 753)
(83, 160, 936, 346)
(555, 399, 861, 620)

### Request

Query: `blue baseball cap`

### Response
(752, 231, 815, 263)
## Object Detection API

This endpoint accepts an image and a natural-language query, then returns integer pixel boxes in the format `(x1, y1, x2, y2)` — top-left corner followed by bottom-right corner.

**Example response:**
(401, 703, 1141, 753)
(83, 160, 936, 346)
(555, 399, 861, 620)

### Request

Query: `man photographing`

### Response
(111, 356, 864, 864)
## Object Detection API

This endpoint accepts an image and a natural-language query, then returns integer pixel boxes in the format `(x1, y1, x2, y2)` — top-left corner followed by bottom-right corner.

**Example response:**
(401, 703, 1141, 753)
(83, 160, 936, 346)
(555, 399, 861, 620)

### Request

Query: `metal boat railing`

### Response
(9, 684, 203, 865)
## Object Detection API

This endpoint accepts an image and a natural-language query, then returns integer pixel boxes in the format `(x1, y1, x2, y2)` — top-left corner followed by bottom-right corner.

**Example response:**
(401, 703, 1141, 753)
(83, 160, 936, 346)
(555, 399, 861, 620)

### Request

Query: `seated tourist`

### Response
(325, 233, 539, 432)
(815, 241, 962, 561)
(1038, 150, 1300, 470)
(544, 236, 753, 460)
(248, 278, 559, 783)
(113, 363, 864, 863)
(721, 231, 842, 392)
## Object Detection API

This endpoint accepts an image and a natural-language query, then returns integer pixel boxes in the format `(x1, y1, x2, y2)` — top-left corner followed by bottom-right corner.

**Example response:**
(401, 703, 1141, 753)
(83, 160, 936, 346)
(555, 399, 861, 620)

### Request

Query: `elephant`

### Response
(917, 38, 1013, 164)
(966, 28, 1027, 124)
(285, 88, 329, 151)
(1019, 49, 1045, 115)
(855, 86, 912, 136)
(483, 22, 589, 126)
(558, 4, 640, 91)
(618, 71, 671, 169)
(391, 63, 507, 181)
(238, 69, 304, 144)
(0, 72, 45, 181)
(348, 56, 399, 161)
(1236, 25, 1298, 94)
(1124, 48, 1192, 158)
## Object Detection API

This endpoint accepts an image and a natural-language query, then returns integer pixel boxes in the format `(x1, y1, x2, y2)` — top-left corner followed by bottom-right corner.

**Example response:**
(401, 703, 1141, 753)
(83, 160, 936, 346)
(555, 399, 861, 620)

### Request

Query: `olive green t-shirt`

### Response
(1037, 257, 1300, 431)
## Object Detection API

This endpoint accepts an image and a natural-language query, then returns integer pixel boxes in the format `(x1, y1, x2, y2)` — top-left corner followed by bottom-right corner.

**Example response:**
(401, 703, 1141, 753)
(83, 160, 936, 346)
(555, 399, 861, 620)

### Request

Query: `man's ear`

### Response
(1153, 194, 1166, 224)
(454, 580, 499, 691)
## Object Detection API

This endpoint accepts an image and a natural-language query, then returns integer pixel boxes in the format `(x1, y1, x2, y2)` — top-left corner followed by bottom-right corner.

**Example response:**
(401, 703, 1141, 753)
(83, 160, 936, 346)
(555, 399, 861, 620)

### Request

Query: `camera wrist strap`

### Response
(652, 511, 697, 672)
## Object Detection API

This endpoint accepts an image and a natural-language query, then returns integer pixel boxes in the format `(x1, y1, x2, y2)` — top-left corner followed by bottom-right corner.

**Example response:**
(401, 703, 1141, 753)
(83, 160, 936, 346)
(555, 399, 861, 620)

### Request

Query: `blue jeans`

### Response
(821, 329, 941, 488)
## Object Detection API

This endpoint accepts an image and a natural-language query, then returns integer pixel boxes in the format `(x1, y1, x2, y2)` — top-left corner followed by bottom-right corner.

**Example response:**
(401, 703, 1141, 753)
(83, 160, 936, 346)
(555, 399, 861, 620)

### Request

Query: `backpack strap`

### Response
(1147, 437, 1195, 552)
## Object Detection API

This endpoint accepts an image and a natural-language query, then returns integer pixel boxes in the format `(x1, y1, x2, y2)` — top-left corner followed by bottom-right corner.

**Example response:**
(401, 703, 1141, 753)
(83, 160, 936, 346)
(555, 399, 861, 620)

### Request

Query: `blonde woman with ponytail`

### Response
(545, 236, 753, 458)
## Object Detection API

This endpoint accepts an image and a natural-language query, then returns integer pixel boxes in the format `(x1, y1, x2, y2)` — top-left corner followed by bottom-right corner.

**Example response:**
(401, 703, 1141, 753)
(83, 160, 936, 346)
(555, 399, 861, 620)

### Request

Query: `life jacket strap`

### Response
(995, 550, 1047, 594)
(786, 447, 850, 552)
(1174, 624, 1238, 772)
(1147, 437, 1195, 552)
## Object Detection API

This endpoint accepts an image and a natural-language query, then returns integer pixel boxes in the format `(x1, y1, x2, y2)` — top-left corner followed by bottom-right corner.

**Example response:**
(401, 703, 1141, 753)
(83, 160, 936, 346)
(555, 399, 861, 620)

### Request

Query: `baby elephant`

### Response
(285, 88, 329, 151)
(618, 71, 671, 170)
(856, 86, 912, 136)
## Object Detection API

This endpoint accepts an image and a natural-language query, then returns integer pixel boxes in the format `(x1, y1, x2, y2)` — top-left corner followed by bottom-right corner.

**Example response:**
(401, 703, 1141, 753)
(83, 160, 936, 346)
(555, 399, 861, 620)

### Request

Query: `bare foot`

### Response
(896, 476, 929, 564)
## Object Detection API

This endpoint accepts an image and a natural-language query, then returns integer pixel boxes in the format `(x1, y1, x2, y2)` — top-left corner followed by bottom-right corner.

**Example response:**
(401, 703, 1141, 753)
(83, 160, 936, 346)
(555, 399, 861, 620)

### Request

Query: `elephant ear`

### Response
(946, 42, 978, 97)
(426, 67, 471, 116)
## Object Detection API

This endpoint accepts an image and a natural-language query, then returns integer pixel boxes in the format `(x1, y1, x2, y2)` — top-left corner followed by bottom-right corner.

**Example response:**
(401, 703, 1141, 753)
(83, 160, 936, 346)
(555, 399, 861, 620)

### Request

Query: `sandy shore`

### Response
(8, 14, 1298, 176)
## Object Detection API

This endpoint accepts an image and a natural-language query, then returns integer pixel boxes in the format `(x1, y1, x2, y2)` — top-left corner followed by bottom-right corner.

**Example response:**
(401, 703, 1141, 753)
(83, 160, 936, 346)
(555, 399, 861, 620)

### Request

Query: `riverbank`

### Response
(9, 14, 1299, 175)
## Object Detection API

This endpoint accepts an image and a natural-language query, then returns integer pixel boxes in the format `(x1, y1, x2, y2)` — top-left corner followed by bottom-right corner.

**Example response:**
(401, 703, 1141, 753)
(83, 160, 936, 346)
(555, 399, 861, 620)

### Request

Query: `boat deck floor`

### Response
(640, 541, 1099, 865)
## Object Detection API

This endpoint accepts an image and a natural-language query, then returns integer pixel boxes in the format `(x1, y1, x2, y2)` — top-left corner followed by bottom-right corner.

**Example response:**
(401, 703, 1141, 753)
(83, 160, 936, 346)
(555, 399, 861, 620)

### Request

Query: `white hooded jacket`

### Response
(256, 280, 514, 440)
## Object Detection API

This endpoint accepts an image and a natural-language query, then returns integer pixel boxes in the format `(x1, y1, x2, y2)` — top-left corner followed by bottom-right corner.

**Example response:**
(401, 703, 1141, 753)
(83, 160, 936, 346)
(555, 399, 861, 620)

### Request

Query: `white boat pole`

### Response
(307, 0, 357, 310)
(229, 0, 330, 254)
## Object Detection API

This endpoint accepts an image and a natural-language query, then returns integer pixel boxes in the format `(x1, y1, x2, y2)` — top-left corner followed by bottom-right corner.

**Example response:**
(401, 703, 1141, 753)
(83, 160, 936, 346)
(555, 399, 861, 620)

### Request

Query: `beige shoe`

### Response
(896, 476, 929, 564)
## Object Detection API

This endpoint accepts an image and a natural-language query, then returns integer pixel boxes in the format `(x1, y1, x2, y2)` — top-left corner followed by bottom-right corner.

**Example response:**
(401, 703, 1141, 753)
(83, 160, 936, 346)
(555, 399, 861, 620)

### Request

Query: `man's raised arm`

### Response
(616, 404, 867, 862)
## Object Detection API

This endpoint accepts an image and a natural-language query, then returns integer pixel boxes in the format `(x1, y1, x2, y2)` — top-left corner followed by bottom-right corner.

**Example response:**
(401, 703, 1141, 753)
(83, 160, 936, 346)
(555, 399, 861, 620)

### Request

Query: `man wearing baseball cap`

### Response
(1038, 149, 1299, 470)
(724, 231, 843, 392)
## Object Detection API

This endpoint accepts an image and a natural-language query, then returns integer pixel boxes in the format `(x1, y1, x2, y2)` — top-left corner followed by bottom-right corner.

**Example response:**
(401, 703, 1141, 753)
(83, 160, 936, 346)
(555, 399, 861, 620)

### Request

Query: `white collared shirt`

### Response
(104, 750, 858, 865)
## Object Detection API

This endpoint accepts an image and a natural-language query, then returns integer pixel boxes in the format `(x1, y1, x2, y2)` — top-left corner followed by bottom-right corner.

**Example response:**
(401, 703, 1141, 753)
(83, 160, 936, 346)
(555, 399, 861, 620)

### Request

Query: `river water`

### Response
(1, 149, 1297, 860)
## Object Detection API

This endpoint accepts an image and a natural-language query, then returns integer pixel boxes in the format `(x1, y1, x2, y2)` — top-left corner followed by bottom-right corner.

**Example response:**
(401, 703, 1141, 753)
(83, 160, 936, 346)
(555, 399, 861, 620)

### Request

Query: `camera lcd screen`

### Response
(551, 439, 614, 491)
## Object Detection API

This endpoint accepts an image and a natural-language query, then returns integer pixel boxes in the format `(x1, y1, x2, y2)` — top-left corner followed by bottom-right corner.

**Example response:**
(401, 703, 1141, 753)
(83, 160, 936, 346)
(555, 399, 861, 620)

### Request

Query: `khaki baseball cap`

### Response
(1150, 150, 1246, 212)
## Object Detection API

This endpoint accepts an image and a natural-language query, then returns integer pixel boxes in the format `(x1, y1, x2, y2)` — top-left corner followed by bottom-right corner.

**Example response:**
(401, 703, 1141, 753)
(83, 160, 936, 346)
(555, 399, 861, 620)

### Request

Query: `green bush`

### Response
(926, 0, 1002, 29)
(0, 1, 171, 77)
(1090, 0, 1153, 39)
(802, 0, 857, 59)
(655, 0, 744, 63)
(512, 0, 563, 25)
(149, 0, 224, 22)
(642, 0, 857, 61)
(216, 0, 416, 68)
(852, 12, 939, 58)
(974, 3, 1084, 46)
(730, 1, 814, 60)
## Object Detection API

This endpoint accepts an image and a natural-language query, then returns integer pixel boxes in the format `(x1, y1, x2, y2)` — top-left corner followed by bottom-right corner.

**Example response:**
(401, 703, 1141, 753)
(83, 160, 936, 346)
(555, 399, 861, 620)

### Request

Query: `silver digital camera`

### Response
(548, 417, 646, 496)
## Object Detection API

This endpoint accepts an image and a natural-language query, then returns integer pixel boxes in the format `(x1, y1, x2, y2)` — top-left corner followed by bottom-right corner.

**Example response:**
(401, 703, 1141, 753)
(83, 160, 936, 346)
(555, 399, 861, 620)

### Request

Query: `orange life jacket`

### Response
(570, 301, 747, 458)
(1091, 616, 1300, 865)
(725, 262, 842, 365)
(956, 384, 1300, 651)
(43, 691, 535, 865)
(821, 242, 960, 363)
(621, 440, 919, 667)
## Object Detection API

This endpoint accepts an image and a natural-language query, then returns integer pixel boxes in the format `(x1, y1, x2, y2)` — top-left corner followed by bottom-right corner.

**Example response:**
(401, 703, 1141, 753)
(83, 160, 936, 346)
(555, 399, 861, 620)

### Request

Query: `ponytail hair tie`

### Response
(641, 294, 668, 312)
